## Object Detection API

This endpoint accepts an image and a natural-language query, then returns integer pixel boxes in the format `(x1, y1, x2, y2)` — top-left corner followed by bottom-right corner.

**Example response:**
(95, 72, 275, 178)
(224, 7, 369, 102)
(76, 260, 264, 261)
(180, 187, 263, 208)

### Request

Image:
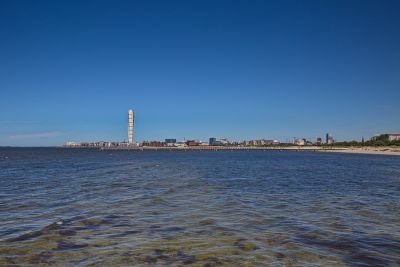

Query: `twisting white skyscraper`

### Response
(128, 109, 134, 144)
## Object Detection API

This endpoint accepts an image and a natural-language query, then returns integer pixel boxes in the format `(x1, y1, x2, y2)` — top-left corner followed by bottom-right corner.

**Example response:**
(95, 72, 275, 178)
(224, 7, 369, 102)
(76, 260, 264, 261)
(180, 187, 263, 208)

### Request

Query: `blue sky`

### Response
(1, 0, 399, 146)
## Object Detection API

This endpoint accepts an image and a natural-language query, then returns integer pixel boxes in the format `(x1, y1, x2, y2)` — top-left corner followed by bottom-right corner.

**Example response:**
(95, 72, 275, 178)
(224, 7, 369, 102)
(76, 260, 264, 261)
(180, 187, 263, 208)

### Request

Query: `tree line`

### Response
(325, 134, 400, 147)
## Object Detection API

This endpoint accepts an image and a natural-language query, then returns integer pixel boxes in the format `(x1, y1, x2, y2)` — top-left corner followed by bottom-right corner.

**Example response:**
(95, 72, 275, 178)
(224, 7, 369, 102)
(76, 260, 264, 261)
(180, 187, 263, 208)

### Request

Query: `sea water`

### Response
(1, 148, 399, 266)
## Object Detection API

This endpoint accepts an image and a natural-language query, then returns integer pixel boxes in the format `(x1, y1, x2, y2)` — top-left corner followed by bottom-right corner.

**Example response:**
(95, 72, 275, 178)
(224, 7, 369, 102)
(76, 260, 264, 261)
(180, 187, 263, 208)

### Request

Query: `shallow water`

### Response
(0, 148, 400, 266)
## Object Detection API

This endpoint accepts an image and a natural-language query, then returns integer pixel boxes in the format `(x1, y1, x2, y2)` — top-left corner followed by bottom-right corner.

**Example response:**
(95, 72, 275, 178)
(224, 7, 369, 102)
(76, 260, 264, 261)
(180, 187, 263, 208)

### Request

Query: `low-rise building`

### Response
(294, 138, 306, 146)
(175, 142, 187, 148)
(264, 139, 280, 145)
(65, 141, 79, 147)
(142, 141, 163, 147)
(209, 137, 230, 146)
(209, 137, 217, 146)
(186, 140, 200, 146)
(220, 138, 229, 145)
(389, 134, 400, 141)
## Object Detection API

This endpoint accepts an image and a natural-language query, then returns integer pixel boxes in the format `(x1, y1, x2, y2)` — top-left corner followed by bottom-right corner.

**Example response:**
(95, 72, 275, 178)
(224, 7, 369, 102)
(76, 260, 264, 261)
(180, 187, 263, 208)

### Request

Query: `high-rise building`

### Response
(128, 109, 134, 144)
(326, 133, 333, 144)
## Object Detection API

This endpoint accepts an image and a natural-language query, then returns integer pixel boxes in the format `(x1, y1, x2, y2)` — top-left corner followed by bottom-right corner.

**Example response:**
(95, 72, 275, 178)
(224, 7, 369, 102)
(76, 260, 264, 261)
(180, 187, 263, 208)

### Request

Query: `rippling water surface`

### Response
(1, 148, 400, 266)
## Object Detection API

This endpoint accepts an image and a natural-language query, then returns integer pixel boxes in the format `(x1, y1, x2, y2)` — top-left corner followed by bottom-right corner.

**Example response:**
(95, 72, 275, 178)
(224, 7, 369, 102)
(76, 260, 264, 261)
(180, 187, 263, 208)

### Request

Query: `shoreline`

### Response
(3, 146, 399, 156)
(96, 146, 400, 156)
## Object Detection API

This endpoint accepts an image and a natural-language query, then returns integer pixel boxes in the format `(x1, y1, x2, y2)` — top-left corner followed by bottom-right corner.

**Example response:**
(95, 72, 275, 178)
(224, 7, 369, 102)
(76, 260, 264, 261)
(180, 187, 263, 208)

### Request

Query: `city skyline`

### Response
(0, 104, 396, 146)
(1, 0, 400, 146)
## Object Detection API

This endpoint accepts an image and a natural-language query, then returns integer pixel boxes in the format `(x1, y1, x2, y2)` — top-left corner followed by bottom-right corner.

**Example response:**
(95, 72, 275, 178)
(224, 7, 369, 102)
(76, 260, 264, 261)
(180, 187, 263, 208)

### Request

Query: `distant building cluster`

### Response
(64, 109, 137, 148)
(138, 138, 281, 148)
(63, 108, 338, 148)
(63, 109, 399, 149)
(64, 141, 132, 148)
(292, 133, 335, 146)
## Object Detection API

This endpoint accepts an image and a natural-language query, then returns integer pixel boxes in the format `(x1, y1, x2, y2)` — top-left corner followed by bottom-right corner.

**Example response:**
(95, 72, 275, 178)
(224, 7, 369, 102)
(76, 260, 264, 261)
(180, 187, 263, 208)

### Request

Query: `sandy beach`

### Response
(321, 147, 400, 156)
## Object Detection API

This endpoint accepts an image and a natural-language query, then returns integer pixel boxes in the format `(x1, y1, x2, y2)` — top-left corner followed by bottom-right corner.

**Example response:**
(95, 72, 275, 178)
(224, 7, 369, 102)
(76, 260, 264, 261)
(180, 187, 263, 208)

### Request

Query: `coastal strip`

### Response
(95, 146, 400, 156)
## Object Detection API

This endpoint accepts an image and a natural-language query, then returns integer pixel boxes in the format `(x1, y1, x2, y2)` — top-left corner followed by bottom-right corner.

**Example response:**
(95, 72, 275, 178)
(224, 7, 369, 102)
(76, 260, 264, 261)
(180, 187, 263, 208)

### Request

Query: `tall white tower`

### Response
(128, 109, 134, 144)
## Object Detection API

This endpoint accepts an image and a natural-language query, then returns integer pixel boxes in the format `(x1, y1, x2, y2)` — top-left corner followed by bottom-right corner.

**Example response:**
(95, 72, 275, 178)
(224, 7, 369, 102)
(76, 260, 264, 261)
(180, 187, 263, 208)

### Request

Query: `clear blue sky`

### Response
(1, 0, 399, 146)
